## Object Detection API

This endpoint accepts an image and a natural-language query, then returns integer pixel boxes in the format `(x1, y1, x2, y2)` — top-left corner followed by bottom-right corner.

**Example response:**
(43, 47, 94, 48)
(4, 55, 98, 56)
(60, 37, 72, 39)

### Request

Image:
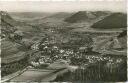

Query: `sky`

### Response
(0, 1, 127, 13)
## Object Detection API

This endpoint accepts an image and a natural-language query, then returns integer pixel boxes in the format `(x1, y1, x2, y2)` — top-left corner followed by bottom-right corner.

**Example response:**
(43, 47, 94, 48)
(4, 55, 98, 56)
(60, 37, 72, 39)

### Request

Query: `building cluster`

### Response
(29, 35, 123, 70)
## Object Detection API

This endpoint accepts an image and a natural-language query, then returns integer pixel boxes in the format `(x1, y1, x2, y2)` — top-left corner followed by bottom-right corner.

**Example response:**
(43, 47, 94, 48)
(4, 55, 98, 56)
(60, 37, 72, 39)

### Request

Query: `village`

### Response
(1, 1, 127, 81)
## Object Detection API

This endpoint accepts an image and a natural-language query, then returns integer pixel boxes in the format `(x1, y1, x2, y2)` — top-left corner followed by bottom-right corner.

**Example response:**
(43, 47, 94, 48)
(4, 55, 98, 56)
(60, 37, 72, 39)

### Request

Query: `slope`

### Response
(91, 13, 127, 29)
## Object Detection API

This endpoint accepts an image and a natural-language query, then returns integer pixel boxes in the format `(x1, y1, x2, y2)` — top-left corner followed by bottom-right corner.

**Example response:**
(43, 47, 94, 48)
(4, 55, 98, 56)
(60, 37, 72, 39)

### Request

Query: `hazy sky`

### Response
(0, 1, 127, 12)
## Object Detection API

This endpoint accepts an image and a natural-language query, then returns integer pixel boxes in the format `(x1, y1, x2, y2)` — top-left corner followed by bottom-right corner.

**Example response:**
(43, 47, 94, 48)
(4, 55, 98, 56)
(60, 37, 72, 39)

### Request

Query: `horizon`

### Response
(0, 1, 127, 13)
(7, 11, 126, 13)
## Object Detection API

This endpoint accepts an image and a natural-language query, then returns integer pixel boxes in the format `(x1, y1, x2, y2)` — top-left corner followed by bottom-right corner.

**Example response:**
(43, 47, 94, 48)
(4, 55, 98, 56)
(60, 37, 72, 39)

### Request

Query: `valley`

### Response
(0, 10, 127, 82)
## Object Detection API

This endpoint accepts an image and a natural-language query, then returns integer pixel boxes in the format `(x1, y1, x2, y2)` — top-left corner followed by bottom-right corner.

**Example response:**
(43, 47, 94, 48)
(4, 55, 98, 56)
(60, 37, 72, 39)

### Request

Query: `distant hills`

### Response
(91, 13, 127, 29)
(1, 11, 126, 35)
(0, 11, 41, 39)
(7, 11, 127, 30)
(64, 11, 110, 23)
(46, 12, 72, 19)
(9, 12, 52, 22)
(33, 12, 73, 27)
(31, 11, 111, 28)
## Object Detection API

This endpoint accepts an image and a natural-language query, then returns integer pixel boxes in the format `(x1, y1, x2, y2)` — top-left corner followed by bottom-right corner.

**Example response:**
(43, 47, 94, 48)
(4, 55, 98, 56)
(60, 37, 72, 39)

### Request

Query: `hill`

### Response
(1, 11, 32, 59)
(1, 11, 18, 26)
(64, 11, 110, 23)
(1, 11, 41, 39)
(31, 12, 73, 27)
(9, 12, 52, 22)
(1, 11, 18, 37)
(91, 13, 127, 29)
(1, 11, 28, 27)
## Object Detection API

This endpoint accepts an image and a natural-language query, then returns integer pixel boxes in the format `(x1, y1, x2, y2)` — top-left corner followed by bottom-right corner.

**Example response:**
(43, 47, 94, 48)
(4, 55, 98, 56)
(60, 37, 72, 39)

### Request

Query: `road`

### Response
(1, 59, 70, 82)
(2, 67, 68, 82)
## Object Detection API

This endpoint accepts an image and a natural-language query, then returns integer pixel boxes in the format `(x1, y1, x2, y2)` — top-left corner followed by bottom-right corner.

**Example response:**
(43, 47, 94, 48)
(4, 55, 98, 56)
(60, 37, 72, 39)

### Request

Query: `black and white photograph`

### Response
(0, 1, 127, 82)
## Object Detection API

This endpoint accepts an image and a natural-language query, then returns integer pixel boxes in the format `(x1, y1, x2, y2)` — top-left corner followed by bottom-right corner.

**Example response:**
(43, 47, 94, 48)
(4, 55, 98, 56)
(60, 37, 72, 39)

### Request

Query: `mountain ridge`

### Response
(64, 11, 110, 23)
(91, 13, 127, 29)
